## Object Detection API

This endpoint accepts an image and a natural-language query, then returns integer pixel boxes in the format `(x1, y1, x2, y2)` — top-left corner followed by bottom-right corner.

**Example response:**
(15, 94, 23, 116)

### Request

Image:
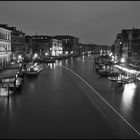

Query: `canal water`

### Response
(0, 55, 139, 138)
(62, 54, 140, 136)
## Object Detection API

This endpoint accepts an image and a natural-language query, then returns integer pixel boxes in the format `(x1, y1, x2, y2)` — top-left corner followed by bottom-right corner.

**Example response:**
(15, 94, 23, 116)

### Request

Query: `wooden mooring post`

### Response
(7, 85, 9, 100)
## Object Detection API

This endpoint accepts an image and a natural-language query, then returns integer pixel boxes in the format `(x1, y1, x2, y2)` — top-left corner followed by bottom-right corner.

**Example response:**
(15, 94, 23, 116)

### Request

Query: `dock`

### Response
(0, 67, 21, 97)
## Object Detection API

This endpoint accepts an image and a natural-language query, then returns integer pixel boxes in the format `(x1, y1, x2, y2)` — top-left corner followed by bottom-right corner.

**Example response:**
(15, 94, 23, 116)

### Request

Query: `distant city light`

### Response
(52, 50, 55, 56)
(45, 52, 48, 56)
(65, 51, 68, 55)
(18, 55, 22, 59)
(109, 52, 113, 57)
(120, 58, 125, 63)
(33, 53, 38, 58)
(71, 51, 73, 54)
(88, 51, 91, 54)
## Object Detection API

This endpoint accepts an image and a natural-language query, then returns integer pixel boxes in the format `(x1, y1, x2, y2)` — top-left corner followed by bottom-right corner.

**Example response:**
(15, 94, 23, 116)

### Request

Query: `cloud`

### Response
(0, 1, 140, 45)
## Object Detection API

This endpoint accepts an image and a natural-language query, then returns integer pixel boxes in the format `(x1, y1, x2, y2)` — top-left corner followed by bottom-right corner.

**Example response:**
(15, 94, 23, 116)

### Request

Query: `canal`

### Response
(0, 55, 140, 138)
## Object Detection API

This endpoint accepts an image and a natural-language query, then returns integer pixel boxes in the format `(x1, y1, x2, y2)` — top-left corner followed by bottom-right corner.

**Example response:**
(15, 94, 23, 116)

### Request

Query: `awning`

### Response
(0, 68, 19, 79)
(114, 63, 140, 75)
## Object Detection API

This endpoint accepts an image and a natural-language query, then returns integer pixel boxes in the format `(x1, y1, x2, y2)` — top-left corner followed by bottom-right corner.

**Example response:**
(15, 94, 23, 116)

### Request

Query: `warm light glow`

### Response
(45, 52, 48, 56)
(120, 58, 125, 63)
(0, 88, 12, 96)
(18, 55, 22, 59)
(109, 52, 113, 57)
(88, 51, 91, 54)
(65, 51, 68, 55)
(48, 63, 53, 69)
(33, 53, 38, 59)
(52, 50, 55, 56)
(115, 65, 138, 74)
(71, 51, 73, 54)
(34, 53, 37, 58)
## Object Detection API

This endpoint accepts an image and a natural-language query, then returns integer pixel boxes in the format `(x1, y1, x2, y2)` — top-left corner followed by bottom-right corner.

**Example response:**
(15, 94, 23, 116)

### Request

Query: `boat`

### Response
(15, 76, 24, 89)
(26, 68, 38, 77)
(25, 62, 43, 77)
(96, 67, 119, 77)
(109, 74, 136, 84)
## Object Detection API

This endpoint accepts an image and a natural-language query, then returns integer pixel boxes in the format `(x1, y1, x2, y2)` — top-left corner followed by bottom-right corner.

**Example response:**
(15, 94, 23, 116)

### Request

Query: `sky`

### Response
(0, 1, 140, 46)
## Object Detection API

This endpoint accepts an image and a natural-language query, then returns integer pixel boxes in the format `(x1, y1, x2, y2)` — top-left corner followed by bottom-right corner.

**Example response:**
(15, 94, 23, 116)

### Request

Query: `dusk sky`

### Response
(0, 1, 140, 45)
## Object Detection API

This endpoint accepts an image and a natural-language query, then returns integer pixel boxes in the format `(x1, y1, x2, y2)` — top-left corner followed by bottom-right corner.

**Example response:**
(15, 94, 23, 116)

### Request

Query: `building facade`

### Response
(31, 35, 52, 57)
(113, 28, 140, 65)
(50, 38, 63, 56)
(53, 35, 79, 55)
(0, 24, 25, 62)
(0, 27, 11, 67)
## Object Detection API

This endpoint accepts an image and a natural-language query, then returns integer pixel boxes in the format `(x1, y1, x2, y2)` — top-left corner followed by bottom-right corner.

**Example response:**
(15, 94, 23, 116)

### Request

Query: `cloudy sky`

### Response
(0, 1, 140, 45)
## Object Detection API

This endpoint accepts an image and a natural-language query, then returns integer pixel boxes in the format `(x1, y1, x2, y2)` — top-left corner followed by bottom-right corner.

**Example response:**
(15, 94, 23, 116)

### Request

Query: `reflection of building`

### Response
(50, 39, 63, 56)
(0, 24, 25, 61)
(53, 35, 79, 55)
(0, 27, 11, 67)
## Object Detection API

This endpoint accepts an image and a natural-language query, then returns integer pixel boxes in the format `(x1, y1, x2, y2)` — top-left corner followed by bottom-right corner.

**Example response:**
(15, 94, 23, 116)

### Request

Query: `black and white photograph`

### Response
(0, 1, 140, 139)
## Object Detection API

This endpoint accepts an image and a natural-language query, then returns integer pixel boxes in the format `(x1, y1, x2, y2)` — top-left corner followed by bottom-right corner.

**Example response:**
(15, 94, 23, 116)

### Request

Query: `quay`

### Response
(0, 64, 22, 97)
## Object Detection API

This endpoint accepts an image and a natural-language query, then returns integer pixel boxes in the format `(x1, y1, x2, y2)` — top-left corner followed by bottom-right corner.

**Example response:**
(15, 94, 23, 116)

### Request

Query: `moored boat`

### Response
(25, 62, 43, 77)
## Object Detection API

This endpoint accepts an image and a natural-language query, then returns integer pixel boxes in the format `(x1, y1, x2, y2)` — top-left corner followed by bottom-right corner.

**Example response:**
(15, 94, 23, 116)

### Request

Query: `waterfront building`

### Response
(113, 28, 140, 65)
(30, 35, 52, 57)
(0, 27, 11, 67)
(25, 35, 33, 58)
(79, 43, 109, 55)
(0, 24, 25, 62)
(50, 38, 63, 56)
(53, 35, 79, 55)
(130, 28, 140, 64)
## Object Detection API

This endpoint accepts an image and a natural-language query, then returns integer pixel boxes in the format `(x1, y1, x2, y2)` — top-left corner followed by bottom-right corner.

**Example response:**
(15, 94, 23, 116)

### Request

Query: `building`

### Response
(130, 28, 140, 64)
(0, 27, 11, 67)
(0, 24, 25, 62)
(50, 38, 63, 56)
(53, 35, 79, 55)
(25, 35, 33, 58)
(113, 28, 140, 65)
(30, 35, 52, 57)
(79, 43, 109, 55)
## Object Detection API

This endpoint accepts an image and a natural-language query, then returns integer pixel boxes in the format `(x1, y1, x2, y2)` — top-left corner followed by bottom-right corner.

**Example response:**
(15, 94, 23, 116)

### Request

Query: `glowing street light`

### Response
(45, 52, 48, 56)
(120, 57, 125, 63)
(34, 53, 38, 58)
(71, 51, 73, 54)
(18, 55, 22, 59)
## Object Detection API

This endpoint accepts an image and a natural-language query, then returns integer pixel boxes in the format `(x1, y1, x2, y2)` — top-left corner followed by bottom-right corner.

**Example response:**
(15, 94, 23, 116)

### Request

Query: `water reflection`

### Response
(29, 82, 35, 92)
(48, 63, 53, 69)
(121, 83, 137, 120)
(0, 96, 13, 119)
(65, 59, 68, 64)
(55, 60, 62, 66)
(48, 63, 57, 69)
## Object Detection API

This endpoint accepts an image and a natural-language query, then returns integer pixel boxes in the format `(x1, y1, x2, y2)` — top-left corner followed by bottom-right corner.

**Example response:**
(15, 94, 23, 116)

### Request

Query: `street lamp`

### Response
(45, 52, 48, 56)
(120, 57, 125, 63)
